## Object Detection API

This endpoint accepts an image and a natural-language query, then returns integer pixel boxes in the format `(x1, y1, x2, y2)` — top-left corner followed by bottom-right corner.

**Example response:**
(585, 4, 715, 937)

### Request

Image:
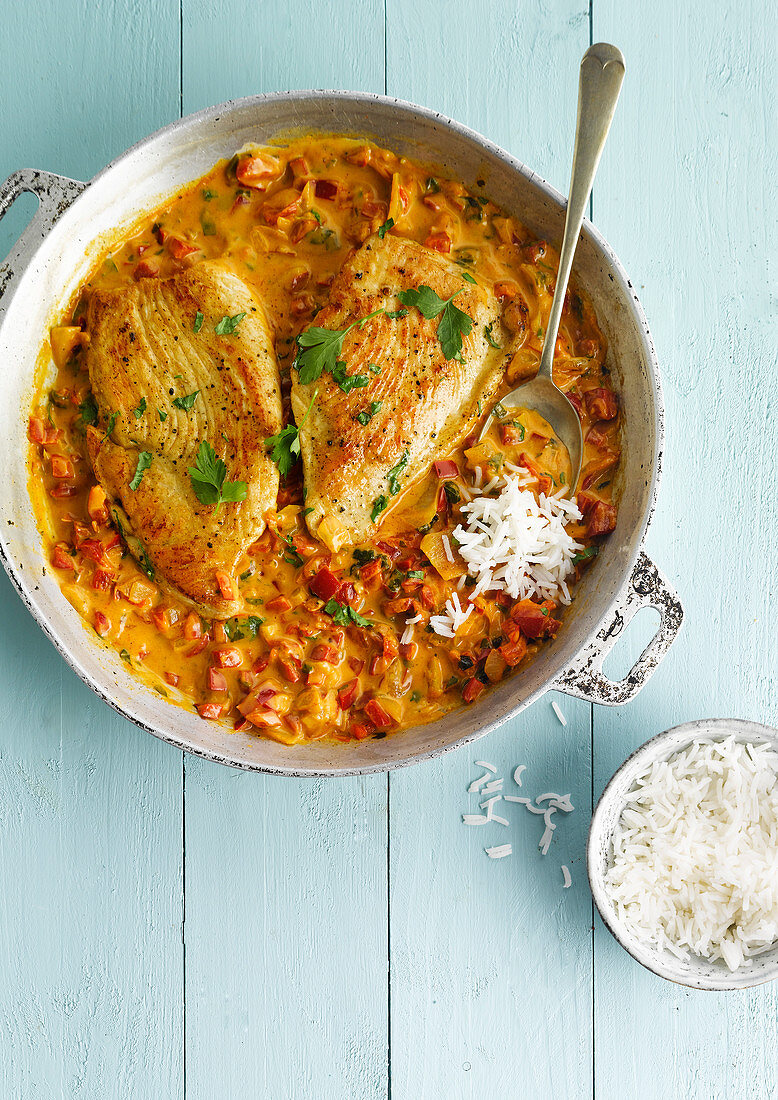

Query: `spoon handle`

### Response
(538, 42, 625, 381)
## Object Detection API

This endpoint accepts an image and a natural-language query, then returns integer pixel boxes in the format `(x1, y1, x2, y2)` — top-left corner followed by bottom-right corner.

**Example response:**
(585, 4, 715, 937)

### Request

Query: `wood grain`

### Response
(0, 1, 185, 1096)
(591, 2, 778, 1098)
(180, 3, 390, 1097)
(0, 0, 775, 1096)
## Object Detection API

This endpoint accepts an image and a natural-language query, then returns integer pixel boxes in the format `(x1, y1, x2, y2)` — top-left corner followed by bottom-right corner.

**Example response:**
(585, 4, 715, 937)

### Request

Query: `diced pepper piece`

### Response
(165, 672, 180, 687)
(314, 179, 339, 200)
(500, 423, 524, 446)
(337, 679, 359, 709)
(424, 233, 451, 253)
(92, 569, 114, 591)
(581, 451, 619, 491)
(311, 643, 339, 664)
(500, 638, 528, 666)
(310, 566, 342, 602)
(364, 699, 395, 728)
(352, 722, 374, 741)
(133, 260, 159, 280)
(462, 677, 486, 703)
(50, 455, 74, 480)
(167, 236, 199, 260)
(28, 416, 46, 443)
(433, 459, 459, 479)
(494, 280, 518, 301)
(151, 608, 169, 633)
(51, 543, 75, 570)
(183, 612, 202, 640)
(207, 667, 228, 692)
(510, 598, 557, 639)
(213, 647, 242, 668)
(360, 559, 382, 584)
(214, 570, 238, 601)
(584, 387, 618, 421)
(265, 594, 292, 613)
(87, 484, 109, 524)
(586, 500, 617, 537)
(277, 656, 301, 683)
(50, 484, 77, 498)
(420, 531, 463, 581)
(244, 706, 283, 728)
(235, 152, 282, 188)
(93, 611, 111, 637)
(197, 702, 223, 720)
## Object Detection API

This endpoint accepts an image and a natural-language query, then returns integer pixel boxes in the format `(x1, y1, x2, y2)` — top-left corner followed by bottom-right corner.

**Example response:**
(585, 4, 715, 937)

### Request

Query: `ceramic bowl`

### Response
(588, 717, 778, 990)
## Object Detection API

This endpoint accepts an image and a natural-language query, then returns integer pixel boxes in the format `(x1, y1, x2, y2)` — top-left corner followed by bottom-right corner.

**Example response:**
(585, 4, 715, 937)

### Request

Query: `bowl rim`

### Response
(587, 716, 778, 990)
(0, 89, 664, 775)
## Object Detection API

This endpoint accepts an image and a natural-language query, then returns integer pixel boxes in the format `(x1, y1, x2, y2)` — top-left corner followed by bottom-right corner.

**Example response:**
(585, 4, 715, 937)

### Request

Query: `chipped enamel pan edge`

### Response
(0, 90, 681, 777)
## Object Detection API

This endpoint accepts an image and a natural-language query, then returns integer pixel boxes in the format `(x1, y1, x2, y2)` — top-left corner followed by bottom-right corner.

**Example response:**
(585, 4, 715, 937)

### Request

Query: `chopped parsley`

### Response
(406, 570, 424, 580)
(119, 649, 132, 664)
(368, 362, 381, 374)
(172, 390, 200, 411)
(188, 440, 247, 507)
(224, 615, 263, 641)
(484, 322, 502, 349)
(371, 495, 387, 522)
(202, 188, 217, 201)
(292, 309, 385, 384)
(425, 177, 440, 193)
(214, 312, 246, 336)
(133, 397, 147, 419)
(158, 409, 168, 422)
(331, 363, 370, 393)
(77, 394, 98, 427)
(323, 598, 371, 628)
(378, 217, 394, 239)
(572, 546, 599, 566)
(397, 284, 473, 361)
(264, 388, 317, 478)
(443, 482, 461, 504)
(129, 451, 153, 490)
(460, 271, 477, 285)
(387, 449, 409, 495)
(137, 547, 155, 580)
(194, 311, 204, 333)
(356, 400, 382, 425)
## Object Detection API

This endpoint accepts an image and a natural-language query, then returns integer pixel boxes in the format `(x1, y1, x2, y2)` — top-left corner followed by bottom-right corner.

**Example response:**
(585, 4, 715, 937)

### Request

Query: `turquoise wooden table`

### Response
(0, 1, 775, 1095)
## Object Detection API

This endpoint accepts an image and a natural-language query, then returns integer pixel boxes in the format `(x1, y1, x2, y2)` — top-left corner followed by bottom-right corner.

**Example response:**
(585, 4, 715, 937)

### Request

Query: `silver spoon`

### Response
(483, 42, 625, 492)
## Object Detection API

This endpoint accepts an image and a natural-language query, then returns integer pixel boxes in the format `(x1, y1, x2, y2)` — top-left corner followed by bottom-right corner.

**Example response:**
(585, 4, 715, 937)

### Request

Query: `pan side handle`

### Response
(553, 551, 683, 705)
(0, 169, 87, 309)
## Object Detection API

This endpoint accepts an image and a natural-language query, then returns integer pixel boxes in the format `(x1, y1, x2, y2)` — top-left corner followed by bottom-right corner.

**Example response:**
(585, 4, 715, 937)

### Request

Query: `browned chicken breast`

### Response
(290, 233, 512, 549)
(84, 262, 283, 617)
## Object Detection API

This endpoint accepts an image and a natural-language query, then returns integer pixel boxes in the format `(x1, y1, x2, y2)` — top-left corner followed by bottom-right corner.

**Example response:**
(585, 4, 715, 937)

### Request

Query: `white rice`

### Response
(429, 591, 473, 638)
(562, 865, 572, 889)
(453, 475, 583, 604)
(552, 700, 568, 726)
(604, 736, 778, 971)
(485, 844, 513, 859)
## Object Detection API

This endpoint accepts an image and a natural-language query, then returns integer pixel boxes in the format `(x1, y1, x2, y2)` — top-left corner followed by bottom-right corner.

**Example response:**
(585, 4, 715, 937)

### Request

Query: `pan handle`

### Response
(0, 169, 87, 308)
(553, 551, 683, 705)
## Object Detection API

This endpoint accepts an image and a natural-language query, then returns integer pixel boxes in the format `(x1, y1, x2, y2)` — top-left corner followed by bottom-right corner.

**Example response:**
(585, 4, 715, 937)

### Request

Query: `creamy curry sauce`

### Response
(28, 135, 620, 744)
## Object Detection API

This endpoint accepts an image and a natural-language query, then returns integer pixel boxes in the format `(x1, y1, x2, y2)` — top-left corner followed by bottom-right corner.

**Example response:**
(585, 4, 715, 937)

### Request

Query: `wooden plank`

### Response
(592, 2, 778, 1098)
(180, 5, 389, 1098)
(0, 2, 184, 1096)
(386, 4, 594, 1094)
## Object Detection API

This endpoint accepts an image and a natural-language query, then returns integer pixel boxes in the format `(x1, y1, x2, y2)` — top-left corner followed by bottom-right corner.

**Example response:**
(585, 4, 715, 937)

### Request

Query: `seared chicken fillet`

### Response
(291, 233, 512, 549)
(84, 262, 283, 618)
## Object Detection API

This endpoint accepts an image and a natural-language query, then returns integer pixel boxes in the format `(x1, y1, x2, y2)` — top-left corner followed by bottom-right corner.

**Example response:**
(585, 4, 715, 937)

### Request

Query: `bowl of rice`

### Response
(588, 718, 778, 989)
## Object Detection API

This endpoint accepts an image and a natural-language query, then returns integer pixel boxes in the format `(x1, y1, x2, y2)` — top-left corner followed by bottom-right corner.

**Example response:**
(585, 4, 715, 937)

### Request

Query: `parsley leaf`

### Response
(104, 410, 119, 441)
(194, 311, 204, 333)
(133, 397, 147, 419)
(137, 547, 155, 580)
(264, 389, 317, 478)
(368, 362, 381, 374)
(172, 390, 200, 411)
(371, 495, 387, 522)
(214, 312, 246, 336)
(425, 177, 440, 193)
(461, 271, 477, 285)
(484, 322, 502, 349)
(224, 615, 263, 641)
(406, 569, 424, 580)
(572, 546, 599, 566)
(378, 217, 394, 239)
(293, 308, 385, 385)
(397, 284, 473, 361)
(356, 400, 382, 426)
(385, 308, 408, 320)
(331, 363, 369, 393)
(323, 598, 372, 628)
(77, 394, 98, 427)
(188, 440, 247, 507)
(387, 449, 409, 495)
(130, 451, 153, 491)
(158, 409, 168, 422)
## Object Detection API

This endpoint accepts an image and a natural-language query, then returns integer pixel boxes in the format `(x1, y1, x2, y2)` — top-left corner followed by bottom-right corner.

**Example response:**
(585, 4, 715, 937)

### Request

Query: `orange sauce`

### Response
(28, 135, 620, 744)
